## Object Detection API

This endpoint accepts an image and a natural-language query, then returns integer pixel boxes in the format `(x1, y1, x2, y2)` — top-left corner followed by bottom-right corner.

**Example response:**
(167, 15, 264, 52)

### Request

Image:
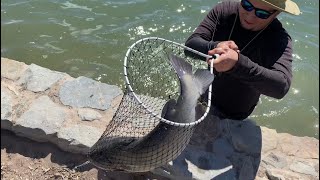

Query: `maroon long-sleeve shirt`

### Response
(185, 1, 293, 120)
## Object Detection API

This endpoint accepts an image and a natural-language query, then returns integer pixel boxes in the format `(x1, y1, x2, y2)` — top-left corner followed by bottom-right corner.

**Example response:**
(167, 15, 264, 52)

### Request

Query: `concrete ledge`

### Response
(1, 57, 123, 154)
(1, 57, 319, 179)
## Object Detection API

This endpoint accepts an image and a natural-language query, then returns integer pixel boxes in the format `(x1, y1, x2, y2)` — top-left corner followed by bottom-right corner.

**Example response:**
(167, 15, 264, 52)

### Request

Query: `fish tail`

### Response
(194, 69, 215, 95)
(168, 54, 192, 79)
(168, 54, 214, 95)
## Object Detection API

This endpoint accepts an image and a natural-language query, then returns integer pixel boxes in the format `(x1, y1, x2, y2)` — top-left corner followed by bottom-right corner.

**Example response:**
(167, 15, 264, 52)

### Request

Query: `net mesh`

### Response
(88, 37, 213, 172)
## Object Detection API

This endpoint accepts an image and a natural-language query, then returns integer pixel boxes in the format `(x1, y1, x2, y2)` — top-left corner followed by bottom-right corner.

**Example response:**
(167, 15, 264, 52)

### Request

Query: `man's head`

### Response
(239, 0, 300, 31)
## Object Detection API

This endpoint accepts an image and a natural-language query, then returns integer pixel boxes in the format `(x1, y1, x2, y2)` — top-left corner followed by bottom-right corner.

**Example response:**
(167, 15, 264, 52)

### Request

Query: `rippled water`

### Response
(1, 0, 319, 138)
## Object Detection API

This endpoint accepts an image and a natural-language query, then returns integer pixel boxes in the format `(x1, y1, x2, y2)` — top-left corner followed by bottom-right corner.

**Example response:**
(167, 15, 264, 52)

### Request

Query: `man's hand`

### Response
(216, 41, 239, 52)
(206, 41, 240, 72)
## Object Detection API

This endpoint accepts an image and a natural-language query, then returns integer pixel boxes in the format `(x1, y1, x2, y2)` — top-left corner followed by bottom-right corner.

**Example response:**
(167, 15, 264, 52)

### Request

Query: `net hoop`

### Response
(123, 37, 216, 127)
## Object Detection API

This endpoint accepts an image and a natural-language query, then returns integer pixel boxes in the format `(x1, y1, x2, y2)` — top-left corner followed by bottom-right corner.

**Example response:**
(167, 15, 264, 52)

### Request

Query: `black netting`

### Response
(87, 37, 213, 172)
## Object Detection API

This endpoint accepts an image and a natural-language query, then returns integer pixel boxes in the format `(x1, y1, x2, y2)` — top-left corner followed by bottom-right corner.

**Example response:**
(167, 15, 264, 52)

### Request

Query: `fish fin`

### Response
(194, 69, 215, 95)
(168, 54, 192, 79)
(161, 99, 176, 119)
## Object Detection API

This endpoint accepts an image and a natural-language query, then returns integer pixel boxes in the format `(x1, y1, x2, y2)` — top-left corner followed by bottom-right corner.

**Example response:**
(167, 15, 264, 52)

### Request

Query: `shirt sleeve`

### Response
(227, 35, 293, 99)
(184, 3, 225, 60)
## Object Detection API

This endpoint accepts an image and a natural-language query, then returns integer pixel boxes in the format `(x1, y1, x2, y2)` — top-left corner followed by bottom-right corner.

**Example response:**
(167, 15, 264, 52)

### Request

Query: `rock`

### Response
(278, 133, 319, 159)
(315, 163, 319, 173)
(266, 168, 301, 180)
(18, 64, 66, 92)
(295, 137, 319, 159)
(78, 108, 102, 121)
(13, 95, 67, 142)
(57, 125, 103, 154)
(1, 88, 14, 130)
(1, 58, 28, 80)
(255, 176, 269, 180)
(278, 133, 301, 156)
(260, 127, 278, 154)
(289, 161, 318, 177)
(59, 76, 122, 110)
(262, 152, 287, 169)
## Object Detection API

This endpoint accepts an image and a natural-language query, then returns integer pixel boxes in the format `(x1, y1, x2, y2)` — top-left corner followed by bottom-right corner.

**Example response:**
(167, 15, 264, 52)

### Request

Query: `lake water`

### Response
(1, 0, 319, 138)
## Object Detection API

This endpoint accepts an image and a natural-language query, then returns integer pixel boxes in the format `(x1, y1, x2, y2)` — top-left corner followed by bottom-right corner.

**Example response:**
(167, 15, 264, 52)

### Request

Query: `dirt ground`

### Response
(1, 130, 167, 180)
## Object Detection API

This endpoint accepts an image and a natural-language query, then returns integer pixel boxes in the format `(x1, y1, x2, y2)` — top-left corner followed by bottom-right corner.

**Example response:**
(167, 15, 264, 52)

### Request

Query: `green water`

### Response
(1, 0, 319, 138)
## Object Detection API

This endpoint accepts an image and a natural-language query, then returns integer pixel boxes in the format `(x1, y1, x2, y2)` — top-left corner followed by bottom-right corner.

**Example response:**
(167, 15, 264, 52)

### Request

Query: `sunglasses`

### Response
(241, 0, 276, 19)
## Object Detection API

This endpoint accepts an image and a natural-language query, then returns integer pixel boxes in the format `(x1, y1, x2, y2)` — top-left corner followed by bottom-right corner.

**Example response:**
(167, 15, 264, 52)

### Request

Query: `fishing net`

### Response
(87, 37, 215, 172)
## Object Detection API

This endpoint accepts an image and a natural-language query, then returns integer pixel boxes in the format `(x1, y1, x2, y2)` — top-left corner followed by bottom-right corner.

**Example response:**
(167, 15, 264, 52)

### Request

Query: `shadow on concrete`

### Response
(1, 117, 263, 180)
(168, 117, 262, 180)
(1, 129, 166, 180)
(1, 129, 94, 171)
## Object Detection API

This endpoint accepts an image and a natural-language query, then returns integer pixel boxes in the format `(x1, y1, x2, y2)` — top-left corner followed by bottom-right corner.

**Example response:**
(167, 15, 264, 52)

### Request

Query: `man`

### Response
(185, 0, 300, 120)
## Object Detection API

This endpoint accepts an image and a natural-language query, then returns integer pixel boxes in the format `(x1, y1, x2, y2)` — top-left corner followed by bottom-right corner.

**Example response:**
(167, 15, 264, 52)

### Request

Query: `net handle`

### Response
(123, 37, 219, 127)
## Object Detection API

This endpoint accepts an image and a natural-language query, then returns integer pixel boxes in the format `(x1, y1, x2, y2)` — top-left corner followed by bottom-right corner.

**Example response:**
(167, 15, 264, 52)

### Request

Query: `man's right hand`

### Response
(207, 40, 240, 72)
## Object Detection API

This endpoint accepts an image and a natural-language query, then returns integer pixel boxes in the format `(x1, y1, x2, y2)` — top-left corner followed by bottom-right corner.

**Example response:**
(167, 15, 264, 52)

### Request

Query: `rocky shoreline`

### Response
(1, 57, 319, 179)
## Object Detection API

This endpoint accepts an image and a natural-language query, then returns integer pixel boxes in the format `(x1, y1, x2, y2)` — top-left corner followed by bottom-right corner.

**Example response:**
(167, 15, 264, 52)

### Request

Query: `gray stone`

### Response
(19, 64, 66, 92)
(260, 127, 278, 154)
(57, 125, 103, 154)
(315, 163, 319, 173)
(78, 108, 102, 121)
(289, 161, 318, 176)
(266, 168, 301, 180)
(1, 58, 28, 80)
(255, 177, 269, 180)
(1, 88, 13, 120)
(266, 169, 286, 180)
(1, 88, 13, 129)
(226, 119, 262, 155)
(295, 137, 319, 159)
(278, 133, 319, 159)
(262, 152, 287, 169)
(59, 76, 122, 110)
(277, 133, 301, 156)
(14, 96, 66, 141)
